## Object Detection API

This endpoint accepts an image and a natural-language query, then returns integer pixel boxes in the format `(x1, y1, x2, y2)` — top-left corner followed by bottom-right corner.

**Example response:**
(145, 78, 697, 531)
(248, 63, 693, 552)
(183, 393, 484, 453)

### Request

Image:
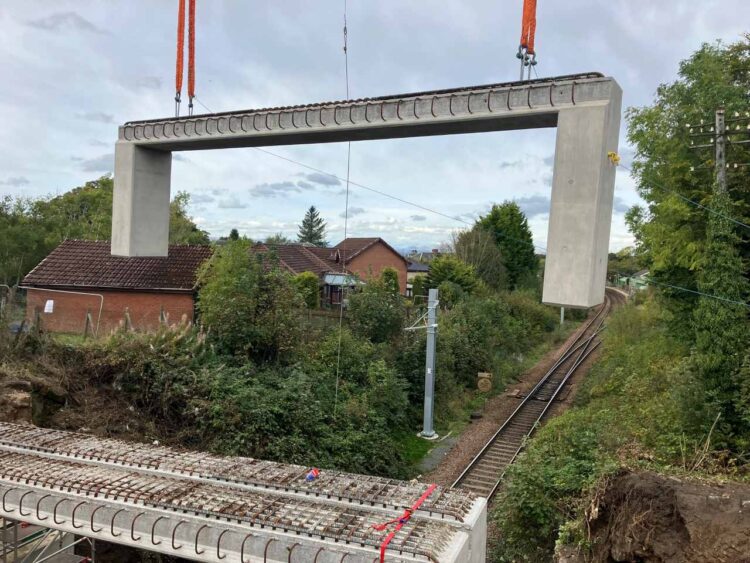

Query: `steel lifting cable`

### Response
(333, 0, 352, 419)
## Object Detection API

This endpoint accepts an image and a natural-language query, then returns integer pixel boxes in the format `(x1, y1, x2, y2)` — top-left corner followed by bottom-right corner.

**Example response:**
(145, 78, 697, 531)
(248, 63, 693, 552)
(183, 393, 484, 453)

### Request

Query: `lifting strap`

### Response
(175, 0, 196, 116)
(175, 0, 186, 116)
(187, 0, 196, 115)
(519, 0, 537, 55)
(374, 483, 437, 563)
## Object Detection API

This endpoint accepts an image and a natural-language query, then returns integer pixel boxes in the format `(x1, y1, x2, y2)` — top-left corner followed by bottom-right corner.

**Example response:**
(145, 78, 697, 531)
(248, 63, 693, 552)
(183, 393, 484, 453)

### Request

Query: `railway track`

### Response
(452, 291, 619, 499)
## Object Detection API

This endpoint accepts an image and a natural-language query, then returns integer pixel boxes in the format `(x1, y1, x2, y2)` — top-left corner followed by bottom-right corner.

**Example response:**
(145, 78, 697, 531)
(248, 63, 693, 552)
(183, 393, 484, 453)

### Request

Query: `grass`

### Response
(398, 317, 581, 472)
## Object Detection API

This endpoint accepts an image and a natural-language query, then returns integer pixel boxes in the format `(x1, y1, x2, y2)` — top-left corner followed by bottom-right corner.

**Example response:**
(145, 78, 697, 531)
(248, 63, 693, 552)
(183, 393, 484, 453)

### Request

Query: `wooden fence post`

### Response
(83, 308, 93, 339)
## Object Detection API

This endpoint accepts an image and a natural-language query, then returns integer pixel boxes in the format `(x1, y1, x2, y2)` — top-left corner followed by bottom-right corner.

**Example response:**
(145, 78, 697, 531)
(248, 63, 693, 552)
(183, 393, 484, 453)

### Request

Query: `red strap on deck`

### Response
(376, 483, 437, 563)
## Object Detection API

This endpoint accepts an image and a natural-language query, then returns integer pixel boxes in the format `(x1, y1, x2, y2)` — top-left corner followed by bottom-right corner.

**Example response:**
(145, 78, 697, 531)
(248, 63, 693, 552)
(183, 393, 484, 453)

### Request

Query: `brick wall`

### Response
(348, 243, 408, 294)
(25, 288, 196, 335)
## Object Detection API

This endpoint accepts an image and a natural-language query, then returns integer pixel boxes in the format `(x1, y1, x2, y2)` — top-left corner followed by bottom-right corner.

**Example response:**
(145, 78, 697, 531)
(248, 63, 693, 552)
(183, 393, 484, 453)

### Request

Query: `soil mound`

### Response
(559, 470, 750, 563)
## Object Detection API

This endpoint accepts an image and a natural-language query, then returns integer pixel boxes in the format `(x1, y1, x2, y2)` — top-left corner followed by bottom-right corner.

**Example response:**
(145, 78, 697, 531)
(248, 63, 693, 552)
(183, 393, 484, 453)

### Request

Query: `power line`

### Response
(643, 277, 749, 309)
(195, 100, 549, 252)
(618, 163, 750, 232)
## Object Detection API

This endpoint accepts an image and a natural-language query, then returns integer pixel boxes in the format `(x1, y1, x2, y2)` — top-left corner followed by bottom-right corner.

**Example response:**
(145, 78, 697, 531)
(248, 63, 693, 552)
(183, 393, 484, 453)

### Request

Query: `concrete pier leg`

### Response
(111, 142, 172, 257)
(542, 94, 621, 308)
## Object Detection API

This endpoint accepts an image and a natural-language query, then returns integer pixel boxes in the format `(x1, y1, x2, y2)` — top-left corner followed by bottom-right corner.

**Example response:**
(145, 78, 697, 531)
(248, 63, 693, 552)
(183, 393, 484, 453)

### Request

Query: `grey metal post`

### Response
(715, 108, 726, 194)
(420, 288, 439, 439)
(560, 306, 565, 325)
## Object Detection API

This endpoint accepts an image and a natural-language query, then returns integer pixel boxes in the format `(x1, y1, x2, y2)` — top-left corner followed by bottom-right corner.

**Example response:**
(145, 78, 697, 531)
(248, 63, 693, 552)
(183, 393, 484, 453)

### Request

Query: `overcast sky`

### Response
(0, 2, 747, 252)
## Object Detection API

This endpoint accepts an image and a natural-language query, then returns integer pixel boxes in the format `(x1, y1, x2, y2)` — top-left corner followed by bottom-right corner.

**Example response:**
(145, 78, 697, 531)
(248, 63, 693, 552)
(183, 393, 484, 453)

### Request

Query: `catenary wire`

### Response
(193, 95, 548, 253)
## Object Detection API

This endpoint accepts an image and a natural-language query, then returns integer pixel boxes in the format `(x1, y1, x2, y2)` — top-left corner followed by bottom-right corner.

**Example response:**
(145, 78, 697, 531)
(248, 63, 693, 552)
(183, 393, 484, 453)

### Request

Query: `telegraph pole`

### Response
(420, 288, 439, 439)
(715, 108, 727, 194)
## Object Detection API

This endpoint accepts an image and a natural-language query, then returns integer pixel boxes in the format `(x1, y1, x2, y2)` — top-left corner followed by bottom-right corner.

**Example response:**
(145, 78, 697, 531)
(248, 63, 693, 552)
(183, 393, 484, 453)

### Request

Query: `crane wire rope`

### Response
(333, 0, 352, 419)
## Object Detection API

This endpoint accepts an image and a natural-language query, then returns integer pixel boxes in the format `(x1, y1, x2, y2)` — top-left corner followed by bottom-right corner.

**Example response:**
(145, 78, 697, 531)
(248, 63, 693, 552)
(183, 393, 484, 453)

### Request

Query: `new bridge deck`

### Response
(0, 423, 486, 562)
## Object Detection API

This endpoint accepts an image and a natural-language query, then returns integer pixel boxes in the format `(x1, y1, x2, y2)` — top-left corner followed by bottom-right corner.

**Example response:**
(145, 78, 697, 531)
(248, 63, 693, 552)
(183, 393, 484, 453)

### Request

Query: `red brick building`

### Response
(22, 240, 212, 335)
(253, 238, 409, 304)
(328, 238, 409, 294)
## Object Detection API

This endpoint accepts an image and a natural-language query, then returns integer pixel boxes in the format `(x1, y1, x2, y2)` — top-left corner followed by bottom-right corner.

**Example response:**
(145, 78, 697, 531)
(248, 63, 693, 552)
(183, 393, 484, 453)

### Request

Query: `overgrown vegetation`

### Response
(492, 36, 750, 561)
(1, 226, 564, 478)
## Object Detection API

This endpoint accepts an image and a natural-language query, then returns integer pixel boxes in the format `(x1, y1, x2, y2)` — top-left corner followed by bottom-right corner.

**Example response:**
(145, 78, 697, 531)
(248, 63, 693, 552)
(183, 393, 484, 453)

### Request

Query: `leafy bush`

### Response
(197, 240, 303, 362)
(492, 299, 694, 561)
(293, 271, 321, 309)
(427, 255, 478, 293)
(347, 278, 405, 343)
(411, 274, 428, 302)
(381, 267, 400, 294)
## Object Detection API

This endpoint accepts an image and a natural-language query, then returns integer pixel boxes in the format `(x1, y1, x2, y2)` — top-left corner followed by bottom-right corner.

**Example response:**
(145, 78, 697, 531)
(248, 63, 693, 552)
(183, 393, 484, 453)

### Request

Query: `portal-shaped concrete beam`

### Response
(111, 72, 621, 307)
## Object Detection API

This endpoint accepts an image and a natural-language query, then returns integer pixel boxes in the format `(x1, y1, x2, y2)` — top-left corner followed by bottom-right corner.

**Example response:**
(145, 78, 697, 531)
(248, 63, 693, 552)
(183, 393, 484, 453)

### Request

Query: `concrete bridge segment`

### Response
(112, 73, 621, 308)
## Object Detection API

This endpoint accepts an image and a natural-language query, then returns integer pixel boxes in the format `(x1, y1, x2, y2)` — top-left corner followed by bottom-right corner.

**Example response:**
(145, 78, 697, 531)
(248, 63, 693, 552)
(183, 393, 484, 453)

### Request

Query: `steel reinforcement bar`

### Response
(0, 422, 474, 522)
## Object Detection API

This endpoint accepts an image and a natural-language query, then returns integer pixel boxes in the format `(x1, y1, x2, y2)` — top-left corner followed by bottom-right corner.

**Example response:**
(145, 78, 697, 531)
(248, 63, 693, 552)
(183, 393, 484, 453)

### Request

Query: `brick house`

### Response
(22, 240, 212, 334)
(253, 238, 408, 302)
(327, 238, 409, 294)
(251, 243, 357, 306)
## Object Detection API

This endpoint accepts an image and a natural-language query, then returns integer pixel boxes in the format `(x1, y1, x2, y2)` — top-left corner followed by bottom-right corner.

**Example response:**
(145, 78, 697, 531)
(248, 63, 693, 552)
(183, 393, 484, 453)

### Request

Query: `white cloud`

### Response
(26, 12, 106, 34)
(217, 195, 248, 209)
(0, 176, 30, 187)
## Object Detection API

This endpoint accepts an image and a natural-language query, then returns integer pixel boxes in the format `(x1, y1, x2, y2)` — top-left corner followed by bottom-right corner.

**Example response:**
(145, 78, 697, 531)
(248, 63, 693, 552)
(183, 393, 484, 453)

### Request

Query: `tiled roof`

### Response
(307, 246, 341, 270)
(22, 240, 213, 292)
(251, 244, 344, 277)
(407, 261, 430, 273)
(333, 238, 407, 264)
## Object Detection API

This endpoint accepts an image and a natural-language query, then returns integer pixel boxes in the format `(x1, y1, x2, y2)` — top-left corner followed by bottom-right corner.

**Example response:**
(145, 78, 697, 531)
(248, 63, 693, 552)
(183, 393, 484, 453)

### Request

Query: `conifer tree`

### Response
(297, 206, 328, 246)
(478, 202, 537, 289)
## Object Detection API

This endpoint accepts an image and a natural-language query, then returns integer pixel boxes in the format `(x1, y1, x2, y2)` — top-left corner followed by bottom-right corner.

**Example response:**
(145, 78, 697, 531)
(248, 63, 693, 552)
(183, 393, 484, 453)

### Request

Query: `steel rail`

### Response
(452, 293, 613, 497)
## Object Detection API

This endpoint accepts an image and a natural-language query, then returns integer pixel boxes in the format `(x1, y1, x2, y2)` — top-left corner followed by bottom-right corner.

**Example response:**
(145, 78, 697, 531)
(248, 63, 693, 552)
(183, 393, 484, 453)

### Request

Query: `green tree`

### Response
(626, 37, 750, 331)
(293, 271, 321, 309)
(426, 255, 478, 293)
(692, 189, 750, 444)
(411, 274, 428, 301)
(347, 278, 405, 343)
(197, 239, 303, 362)
(297, 206, 328, 246)
(381, 267, 400, 294)
(0, 177, 208, 285)
(169, 191, 210, 245)
(265, 232, 291, 245)
(229, 228, 240, 241)
(452, 226, 508, 290)
(626, 37, 750, 445)
(478, 202, 537, 289)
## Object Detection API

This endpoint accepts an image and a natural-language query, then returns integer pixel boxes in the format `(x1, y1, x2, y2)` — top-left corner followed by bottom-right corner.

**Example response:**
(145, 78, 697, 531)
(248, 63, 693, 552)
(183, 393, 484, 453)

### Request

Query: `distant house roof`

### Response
(251, 244, 346, 278)
(22, 240, 213, 292)
(407, 261, 430, 273)
(633, 269, 649, 278)
(332, 237, 408, 265)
